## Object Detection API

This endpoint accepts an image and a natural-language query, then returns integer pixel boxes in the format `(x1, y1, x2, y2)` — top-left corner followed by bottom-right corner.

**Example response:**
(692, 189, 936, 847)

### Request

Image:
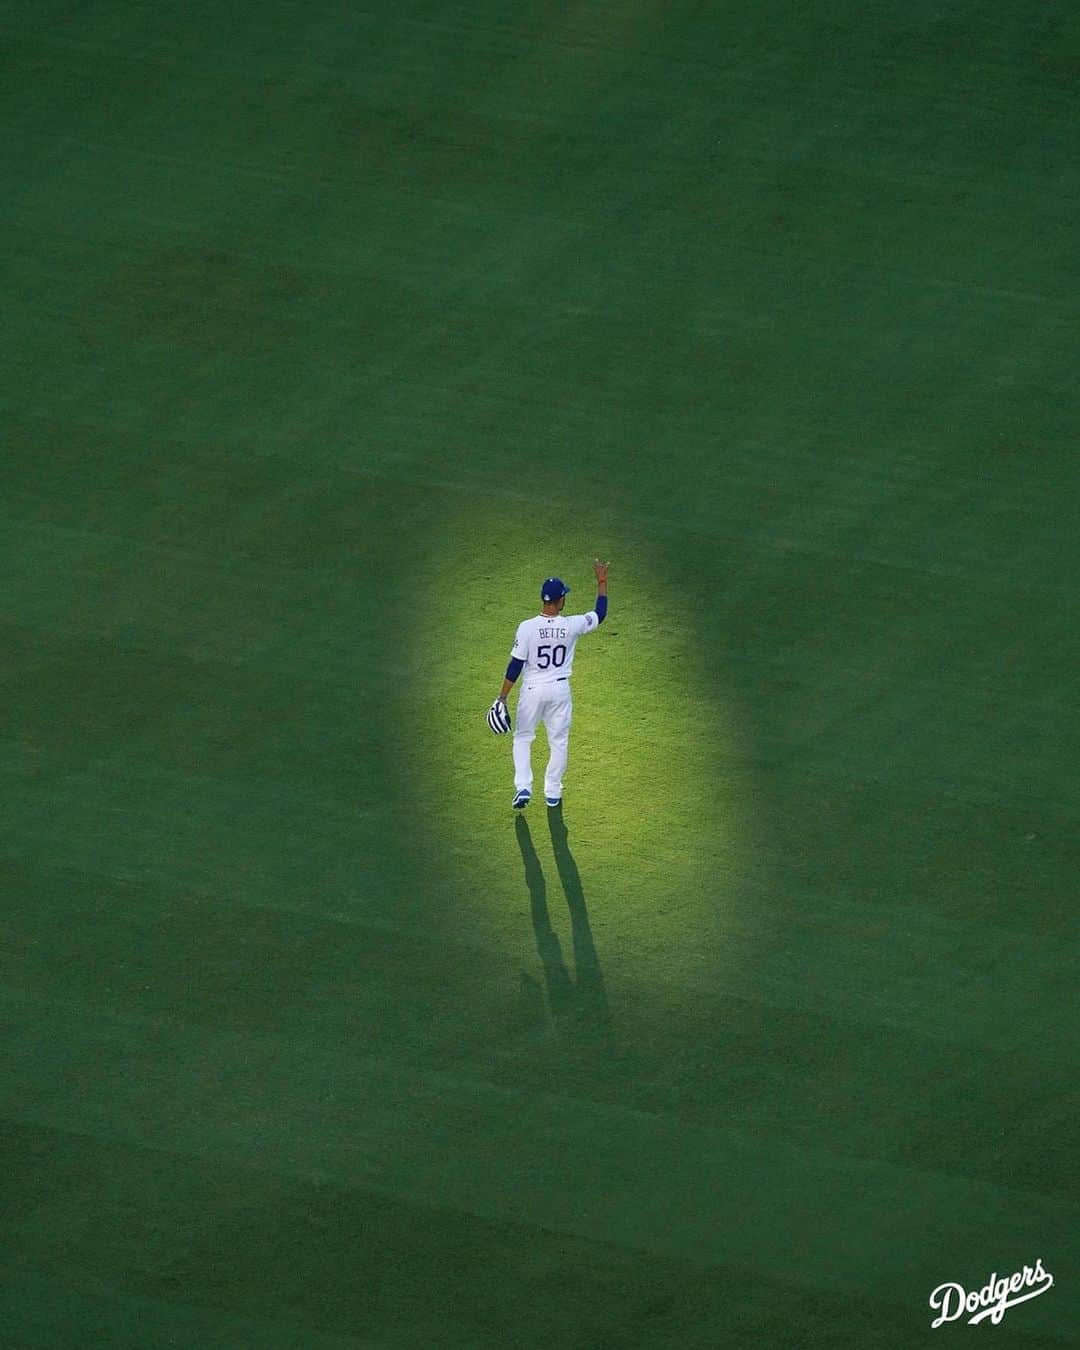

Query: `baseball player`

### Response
(488, 559, 609, 809)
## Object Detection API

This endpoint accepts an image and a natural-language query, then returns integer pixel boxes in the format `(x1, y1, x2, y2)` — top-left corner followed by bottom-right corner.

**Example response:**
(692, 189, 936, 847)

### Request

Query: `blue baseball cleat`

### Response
(512, 789, 531, 810)
(545, 796, 561, 808)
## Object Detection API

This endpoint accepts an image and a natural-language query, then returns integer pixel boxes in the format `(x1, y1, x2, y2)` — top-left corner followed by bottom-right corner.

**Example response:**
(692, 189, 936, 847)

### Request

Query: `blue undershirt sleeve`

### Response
(505, 656, 525, 681)
(596, 594, 608, 624)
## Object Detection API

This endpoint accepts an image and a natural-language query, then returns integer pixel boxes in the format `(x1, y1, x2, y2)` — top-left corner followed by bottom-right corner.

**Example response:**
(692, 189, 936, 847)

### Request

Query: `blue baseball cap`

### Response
(541, 576, 570, 602)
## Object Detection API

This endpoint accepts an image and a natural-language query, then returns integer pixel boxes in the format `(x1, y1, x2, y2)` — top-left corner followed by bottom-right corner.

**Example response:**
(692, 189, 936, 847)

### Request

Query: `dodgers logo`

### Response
(929, 1259, 1053, 1328)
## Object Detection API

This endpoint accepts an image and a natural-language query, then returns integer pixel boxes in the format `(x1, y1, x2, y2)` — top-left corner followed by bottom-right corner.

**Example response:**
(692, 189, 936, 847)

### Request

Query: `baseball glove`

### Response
(487, 699, 512, 735)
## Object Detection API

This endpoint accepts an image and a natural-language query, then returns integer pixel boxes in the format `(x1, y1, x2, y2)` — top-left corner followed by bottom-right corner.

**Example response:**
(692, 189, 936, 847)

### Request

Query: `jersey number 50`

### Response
(536, 644, 567, 669)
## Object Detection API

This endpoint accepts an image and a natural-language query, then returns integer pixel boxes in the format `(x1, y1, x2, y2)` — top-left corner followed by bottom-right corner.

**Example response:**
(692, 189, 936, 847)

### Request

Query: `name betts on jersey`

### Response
(511, 611, 598, 683)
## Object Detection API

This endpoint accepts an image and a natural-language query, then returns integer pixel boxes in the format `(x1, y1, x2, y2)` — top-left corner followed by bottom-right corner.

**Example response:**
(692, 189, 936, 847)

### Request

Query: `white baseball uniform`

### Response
(510, 607, 601, 798)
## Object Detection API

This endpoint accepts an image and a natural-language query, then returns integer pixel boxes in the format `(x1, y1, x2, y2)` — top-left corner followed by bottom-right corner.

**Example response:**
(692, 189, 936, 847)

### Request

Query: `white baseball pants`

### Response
(513, 679, 572, 798)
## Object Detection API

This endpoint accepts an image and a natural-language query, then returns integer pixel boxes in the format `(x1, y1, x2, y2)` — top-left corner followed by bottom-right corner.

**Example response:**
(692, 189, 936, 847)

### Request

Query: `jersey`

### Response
(510, 609, 600, 685)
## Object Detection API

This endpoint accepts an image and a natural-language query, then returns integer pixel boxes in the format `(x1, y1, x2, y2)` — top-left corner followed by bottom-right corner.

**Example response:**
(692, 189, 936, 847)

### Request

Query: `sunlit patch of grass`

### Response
(396, 499, 754, 997)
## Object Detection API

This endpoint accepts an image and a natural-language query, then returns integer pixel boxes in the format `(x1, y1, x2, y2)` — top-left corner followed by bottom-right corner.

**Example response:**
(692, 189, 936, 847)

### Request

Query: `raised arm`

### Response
(593, 557, 609, 623)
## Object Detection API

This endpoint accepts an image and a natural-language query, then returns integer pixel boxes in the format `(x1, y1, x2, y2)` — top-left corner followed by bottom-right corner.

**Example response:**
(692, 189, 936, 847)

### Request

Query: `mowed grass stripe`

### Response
(5, 459, 1072, 805)
(2, 621, 1069, 1042)
(5, 1126, 1043, 1350)
(3, 995, 1076, 1316)
(4, 720, 1072, 1055)
(4, 420, 1076, 613)
(6, 510, 1069, 869)
(2, 861, 1074, 1202)
(0, 1264, 375, 1350)
(9, 6, 1078, 197)
(6, 134, 1075, 321)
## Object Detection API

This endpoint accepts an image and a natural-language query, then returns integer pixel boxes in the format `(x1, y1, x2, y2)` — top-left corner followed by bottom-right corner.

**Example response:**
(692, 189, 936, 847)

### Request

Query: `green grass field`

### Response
(2, 1, 1078, 1345)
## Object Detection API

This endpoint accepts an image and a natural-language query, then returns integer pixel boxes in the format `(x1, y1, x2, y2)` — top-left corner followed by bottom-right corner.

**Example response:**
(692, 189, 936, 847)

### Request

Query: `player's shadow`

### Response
(515, 811, 612, 1045)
